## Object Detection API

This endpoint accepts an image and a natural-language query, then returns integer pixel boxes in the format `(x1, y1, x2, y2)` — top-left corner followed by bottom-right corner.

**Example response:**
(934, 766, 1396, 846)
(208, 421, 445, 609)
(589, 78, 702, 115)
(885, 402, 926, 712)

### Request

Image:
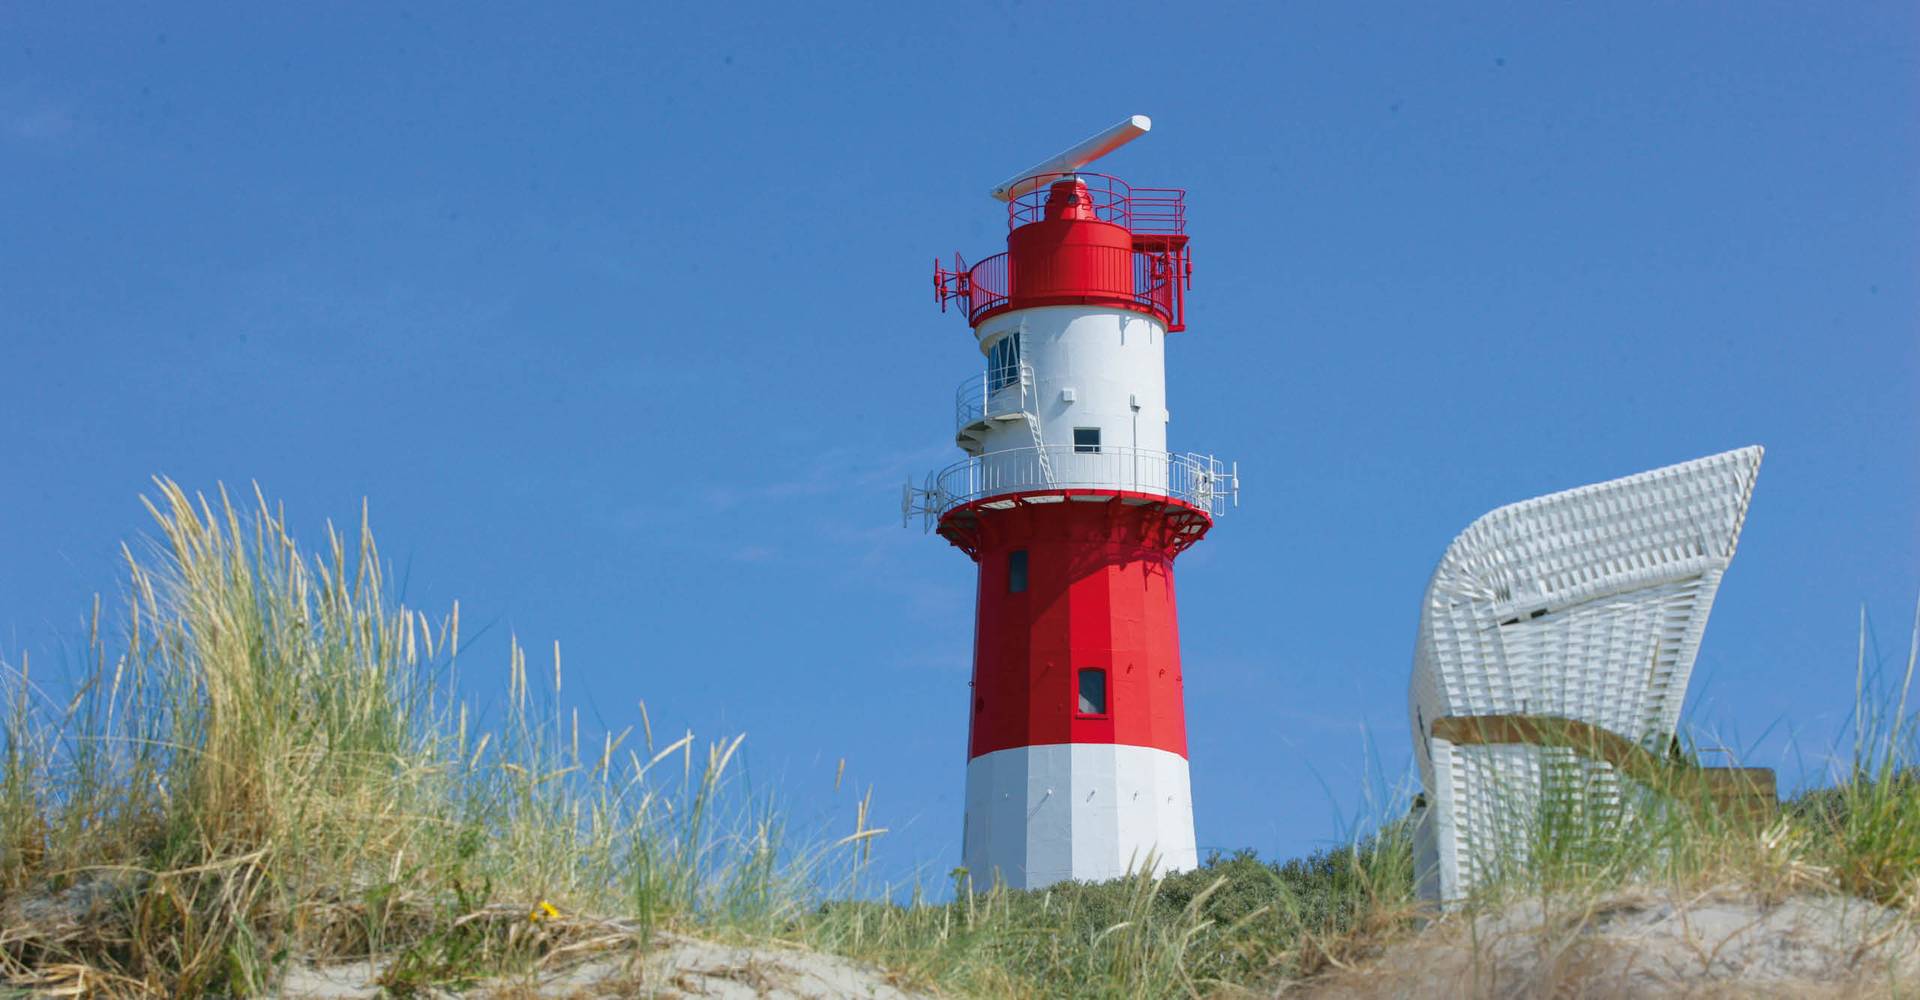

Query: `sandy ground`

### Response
(1289, 885, 1920, 999)
(276, 934, 928, 999)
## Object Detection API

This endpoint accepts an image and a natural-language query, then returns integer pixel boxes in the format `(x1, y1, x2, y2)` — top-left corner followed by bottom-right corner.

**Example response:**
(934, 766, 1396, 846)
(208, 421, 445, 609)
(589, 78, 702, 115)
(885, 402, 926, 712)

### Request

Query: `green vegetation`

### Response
(0, 481, 816, 996)
(0, 481, 1912, 997)
(801, 842, 1414, 998)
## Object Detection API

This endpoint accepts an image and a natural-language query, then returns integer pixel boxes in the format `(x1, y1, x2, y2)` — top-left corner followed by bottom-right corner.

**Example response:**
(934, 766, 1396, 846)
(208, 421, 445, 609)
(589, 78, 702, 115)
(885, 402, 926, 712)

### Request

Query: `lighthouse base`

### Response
(961, 743, 1197, 891)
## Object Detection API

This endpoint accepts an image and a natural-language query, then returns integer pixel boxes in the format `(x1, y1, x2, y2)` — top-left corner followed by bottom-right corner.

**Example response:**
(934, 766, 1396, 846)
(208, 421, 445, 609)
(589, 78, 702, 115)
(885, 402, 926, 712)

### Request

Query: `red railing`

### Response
(963, 252, 1008, 320)
(938, 245, 1189, 331)
(934, 172, 1191, 330)
(1006, 172, 1186, 236)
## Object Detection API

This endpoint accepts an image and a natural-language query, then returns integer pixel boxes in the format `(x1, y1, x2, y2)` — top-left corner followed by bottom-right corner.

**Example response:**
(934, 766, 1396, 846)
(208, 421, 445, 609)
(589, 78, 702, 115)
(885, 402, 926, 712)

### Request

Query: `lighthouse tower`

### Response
(908, 117, 1236, 890)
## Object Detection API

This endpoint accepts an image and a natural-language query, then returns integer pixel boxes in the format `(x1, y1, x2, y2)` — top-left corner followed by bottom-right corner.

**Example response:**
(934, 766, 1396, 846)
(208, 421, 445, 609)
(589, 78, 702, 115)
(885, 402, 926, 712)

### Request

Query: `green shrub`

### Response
(804, 833, 1415, 997)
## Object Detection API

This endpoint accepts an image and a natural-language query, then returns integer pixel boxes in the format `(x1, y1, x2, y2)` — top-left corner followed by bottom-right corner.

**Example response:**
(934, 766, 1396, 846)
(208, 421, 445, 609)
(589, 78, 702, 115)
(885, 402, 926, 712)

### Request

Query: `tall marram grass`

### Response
(0, 480, 816, 996)
(1774, 605, 1920, 911)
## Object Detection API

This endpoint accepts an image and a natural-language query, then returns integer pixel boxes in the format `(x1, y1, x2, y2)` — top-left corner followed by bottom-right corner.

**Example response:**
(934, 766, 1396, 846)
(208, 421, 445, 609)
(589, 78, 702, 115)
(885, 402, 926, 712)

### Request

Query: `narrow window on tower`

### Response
(1077, 668, 1108, 716)
(1007, 550, 1028, 593)
(987, 332, 1021, 393)
(1073, 427, 1101, 453)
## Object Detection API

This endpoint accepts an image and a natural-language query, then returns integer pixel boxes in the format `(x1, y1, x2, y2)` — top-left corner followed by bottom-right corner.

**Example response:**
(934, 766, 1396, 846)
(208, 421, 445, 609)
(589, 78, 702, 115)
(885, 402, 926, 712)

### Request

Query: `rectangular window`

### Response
(1077, 668, 1108, 715)
(1007, 550, 1028, 593)
(1073, 427, 1101, 453)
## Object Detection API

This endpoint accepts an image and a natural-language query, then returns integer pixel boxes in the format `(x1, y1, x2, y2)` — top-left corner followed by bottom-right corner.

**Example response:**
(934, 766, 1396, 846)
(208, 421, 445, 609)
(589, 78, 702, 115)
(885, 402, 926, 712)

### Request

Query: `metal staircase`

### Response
(1017, 362, 1054, 487)
(954, 352, 1049, 480)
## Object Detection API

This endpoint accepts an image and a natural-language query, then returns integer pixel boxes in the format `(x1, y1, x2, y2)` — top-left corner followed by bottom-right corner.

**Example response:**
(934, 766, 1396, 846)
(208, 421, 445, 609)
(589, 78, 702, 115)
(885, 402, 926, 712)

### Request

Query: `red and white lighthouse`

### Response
(908, 117, 1236, 890)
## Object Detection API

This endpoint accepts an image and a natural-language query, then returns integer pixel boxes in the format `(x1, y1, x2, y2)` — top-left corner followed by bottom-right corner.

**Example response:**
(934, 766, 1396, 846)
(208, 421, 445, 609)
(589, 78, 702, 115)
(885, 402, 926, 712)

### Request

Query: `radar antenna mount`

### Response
(988, 114, 1152, 203)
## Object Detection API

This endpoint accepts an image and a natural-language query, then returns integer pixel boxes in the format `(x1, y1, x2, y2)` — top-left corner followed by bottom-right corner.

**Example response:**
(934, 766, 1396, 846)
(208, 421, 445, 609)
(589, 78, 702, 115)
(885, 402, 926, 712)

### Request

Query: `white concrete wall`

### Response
(974, 306, 1170, 463)
(962, 743, 1198, 891)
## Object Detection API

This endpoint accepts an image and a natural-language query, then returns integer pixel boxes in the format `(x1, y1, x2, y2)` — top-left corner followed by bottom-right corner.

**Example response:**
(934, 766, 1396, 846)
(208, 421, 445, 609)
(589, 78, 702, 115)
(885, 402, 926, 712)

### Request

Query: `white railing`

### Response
(910, 446, 1237, 525)
(954, 361, 1036, 436)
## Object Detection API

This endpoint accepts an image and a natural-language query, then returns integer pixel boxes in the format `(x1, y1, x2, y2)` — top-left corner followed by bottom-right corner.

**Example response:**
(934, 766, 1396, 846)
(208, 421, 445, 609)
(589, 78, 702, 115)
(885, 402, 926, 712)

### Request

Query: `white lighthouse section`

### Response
(954, 305, 1176, 490)
(992, 306, 1170, 457)
(963, 743, 1198, 890)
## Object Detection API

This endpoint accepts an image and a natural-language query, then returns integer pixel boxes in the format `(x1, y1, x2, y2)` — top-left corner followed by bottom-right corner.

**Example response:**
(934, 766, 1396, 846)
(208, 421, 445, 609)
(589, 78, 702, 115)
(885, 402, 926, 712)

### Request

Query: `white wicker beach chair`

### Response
(1409, 446, 1763, 902)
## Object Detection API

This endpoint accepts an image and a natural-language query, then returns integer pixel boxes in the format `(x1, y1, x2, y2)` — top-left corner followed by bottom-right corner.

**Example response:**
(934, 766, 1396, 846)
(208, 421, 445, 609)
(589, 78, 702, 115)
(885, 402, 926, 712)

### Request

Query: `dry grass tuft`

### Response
(0, 479, 836, 996)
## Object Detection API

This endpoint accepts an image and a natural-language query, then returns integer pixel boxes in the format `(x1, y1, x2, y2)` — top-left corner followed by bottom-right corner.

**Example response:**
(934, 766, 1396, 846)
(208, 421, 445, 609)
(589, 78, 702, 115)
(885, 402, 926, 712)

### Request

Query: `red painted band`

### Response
(952, 492, 1205, 761)
(937, 489, 1214, 559)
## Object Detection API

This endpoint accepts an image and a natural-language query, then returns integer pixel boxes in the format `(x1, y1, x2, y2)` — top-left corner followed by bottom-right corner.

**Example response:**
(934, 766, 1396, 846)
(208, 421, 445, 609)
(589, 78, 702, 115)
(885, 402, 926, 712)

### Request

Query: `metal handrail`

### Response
(954, 360, 1035, 436)
(922, 446, 1235, 520)
(963, 253, 1009, 323)
(1005, 172, 1187, 235)
(961, 247, 1183, 328)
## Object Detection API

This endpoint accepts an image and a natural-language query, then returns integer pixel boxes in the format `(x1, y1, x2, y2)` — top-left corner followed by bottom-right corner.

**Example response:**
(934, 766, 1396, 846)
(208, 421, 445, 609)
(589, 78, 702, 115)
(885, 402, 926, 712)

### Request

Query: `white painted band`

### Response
(962, 742, 1198, 891)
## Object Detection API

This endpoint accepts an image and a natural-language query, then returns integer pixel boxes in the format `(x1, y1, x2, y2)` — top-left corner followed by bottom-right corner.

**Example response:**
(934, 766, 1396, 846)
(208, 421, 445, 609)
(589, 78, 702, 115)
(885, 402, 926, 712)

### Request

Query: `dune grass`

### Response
(0, 480, 823, 997)
(0, 479, 1913, 998)
(799, 839, 1417, 998)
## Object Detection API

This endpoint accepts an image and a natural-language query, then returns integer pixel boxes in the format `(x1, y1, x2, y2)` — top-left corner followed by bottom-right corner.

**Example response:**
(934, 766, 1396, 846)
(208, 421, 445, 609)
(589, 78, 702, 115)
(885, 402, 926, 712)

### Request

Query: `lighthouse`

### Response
(907, 116, 1236, 890)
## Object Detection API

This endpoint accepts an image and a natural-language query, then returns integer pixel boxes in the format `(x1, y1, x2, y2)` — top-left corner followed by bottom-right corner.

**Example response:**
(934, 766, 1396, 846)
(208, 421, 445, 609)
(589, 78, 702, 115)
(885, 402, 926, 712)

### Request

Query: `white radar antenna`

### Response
(989, 114, 1152, 202)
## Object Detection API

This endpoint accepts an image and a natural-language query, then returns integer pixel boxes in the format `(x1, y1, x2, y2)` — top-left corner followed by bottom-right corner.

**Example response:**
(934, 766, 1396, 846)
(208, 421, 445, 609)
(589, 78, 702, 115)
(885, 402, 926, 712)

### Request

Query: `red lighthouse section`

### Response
(942, 492, 1214, 761)
(936, 174, 1191, 332)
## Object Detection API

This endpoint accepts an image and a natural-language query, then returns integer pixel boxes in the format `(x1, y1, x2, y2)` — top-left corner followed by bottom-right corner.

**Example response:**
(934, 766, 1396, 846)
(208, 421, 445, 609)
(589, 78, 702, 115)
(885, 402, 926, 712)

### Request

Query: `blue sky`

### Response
(3, 3, 1915, 886)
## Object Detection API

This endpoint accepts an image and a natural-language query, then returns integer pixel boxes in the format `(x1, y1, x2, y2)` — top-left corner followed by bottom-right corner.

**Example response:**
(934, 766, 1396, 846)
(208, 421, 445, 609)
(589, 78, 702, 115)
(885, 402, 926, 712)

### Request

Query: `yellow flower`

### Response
(530, 900, 561, 923)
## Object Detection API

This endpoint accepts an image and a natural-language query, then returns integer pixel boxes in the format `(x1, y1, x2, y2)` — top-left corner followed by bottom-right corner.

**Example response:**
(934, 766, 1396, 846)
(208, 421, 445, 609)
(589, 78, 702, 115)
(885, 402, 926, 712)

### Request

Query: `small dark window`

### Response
(1073, 427, 1101, 453)
(1008, 550, 1028, 593)
(1077, 668, 1108, 715)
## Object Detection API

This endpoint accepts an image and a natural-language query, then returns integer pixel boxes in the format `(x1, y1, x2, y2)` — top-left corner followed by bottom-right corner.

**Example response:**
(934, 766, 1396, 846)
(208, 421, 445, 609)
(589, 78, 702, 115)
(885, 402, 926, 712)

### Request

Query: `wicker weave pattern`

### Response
(1409, 446, 1763, 901)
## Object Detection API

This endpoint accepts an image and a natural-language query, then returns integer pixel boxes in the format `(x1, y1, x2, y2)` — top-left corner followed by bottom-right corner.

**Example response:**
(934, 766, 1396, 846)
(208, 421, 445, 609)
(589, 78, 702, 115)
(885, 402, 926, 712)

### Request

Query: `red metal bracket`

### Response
(933, 253, 972, 313)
